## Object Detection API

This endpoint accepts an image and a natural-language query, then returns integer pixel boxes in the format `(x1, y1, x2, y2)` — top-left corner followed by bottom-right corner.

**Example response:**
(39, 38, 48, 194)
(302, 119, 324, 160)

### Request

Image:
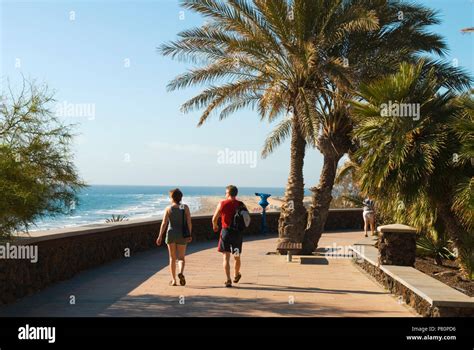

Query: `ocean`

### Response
(32, 185, 289, 231)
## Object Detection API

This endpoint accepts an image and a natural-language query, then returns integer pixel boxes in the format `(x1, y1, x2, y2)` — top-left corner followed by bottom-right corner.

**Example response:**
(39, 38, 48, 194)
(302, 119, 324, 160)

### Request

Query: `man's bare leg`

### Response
(234, 255, 241, 279)
(223, 252, 231, 282)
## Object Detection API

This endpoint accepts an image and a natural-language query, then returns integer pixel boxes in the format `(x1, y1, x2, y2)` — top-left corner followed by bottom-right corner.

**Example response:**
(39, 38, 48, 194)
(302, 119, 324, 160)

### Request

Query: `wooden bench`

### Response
(277, 242, 302, 259)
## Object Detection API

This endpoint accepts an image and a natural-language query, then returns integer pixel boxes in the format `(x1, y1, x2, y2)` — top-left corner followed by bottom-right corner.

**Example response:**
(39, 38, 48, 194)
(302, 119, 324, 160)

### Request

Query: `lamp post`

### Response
(255, 193, 271, 234)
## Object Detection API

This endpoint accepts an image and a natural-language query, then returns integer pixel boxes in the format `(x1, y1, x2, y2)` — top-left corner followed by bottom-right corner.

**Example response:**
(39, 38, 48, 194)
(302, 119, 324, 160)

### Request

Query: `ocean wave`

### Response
(29, 195, 202, 231)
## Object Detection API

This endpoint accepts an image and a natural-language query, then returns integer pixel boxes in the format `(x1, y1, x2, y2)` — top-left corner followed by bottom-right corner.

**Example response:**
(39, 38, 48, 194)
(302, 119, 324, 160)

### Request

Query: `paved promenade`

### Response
(0, 231, 415, 317)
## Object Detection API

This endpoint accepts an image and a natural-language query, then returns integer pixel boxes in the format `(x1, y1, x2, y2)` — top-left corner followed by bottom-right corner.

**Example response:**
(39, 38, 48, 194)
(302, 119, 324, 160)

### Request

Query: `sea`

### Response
(31, 185, 290, 231)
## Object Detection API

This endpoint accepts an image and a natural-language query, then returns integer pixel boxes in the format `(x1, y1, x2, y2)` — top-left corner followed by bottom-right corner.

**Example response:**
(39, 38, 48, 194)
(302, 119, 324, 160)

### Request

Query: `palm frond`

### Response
(261, 116, 292, 158)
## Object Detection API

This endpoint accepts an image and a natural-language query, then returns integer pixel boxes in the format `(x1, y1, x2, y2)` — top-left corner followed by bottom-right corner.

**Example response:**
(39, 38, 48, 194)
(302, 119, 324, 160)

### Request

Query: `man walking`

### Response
(212, 185, 247, 288)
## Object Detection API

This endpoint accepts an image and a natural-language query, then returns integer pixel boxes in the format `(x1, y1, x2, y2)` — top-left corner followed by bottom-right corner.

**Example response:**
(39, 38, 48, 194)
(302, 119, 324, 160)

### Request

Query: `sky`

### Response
(1, 0, 473, 188)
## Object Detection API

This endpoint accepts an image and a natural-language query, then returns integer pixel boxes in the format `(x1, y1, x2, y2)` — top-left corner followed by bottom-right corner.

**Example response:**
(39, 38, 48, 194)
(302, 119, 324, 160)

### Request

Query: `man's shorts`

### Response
(218, 228, 243, 255)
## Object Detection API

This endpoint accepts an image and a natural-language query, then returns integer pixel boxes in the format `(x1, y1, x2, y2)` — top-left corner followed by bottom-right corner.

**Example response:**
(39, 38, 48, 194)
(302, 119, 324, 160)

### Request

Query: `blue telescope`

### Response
(255, 193, 271, 234)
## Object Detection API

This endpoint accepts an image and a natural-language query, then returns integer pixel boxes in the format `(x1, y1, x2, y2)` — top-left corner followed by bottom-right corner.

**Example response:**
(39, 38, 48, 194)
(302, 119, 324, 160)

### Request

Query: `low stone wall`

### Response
(354, 259, 433, 316)
(353, 258, 474, 317)
(325, 208, 363, 230)
(0, 209, 363, 306)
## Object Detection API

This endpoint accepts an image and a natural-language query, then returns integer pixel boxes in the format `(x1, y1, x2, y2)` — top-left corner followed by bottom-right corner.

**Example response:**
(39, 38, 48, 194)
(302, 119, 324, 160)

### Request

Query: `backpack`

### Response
(230, 202, 251, 232)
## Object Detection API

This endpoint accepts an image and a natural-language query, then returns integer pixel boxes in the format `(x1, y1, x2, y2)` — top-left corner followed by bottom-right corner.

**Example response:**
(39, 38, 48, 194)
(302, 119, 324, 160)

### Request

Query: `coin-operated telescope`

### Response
(255, 193, 271, 234)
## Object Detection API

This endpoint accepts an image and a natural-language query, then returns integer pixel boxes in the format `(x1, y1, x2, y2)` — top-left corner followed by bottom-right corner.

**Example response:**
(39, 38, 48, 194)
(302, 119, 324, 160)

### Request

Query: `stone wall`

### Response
(0, 209, 363, 306)
(353, 258, 474, 317)
(325, 208, 363, 230)
(378, 231, 417, 266)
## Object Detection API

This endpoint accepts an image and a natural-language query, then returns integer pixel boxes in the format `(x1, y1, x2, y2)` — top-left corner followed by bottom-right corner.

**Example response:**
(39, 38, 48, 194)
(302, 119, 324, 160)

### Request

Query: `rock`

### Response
(433, 270, 456, 277)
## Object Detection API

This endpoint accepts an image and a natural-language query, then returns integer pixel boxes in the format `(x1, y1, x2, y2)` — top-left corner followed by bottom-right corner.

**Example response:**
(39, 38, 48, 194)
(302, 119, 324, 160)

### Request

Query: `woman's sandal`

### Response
(233, 273, 242, 284)
(178, 273, 186, 286)
(169, 280, 177, 286)
(224, 280, 232, 288)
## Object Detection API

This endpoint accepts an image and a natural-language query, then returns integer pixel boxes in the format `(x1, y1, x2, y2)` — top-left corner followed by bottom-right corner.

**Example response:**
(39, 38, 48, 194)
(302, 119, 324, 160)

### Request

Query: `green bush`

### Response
(105, 215, 128, 223)
(416, 233, 456, 266)
(0, 79, 85, 238)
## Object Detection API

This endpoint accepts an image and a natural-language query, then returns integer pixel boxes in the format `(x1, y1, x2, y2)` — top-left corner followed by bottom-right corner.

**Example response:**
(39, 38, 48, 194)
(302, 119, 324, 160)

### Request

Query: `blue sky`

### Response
(1, 0, 473, 187)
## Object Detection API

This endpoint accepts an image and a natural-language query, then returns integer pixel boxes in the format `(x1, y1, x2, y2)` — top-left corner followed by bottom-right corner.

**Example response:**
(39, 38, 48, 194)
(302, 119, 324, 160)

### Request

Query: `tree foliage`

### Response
(0, 79, 85, 238)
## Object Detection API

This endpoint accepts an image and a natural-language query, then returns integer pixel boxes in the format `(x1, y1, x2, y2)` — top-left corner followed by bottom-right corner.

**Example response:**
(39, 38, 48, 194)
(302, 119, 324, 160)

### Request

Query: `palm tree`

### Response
(452, 92, 474, 230)
(351, 61, 472, 277)
(451, 92, 474, 277)
(302, 0, 472, 253)
(160, 0, 377, 245)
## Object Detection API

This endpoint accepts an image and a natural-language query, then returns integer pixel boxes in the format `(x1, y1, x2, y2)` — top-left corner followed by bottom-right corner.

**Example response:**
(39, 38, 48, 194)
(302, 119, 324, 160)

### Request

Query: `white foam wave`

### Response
(30, 196, 203, 232)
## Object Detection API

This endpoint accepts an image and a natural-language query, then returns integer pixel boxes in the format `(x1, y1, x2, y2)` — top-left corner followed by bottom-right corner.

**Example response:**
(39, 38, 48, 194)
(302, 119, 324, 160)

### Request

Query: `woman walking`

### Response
(362, 195, 376, 238)
(156, 188, 192, 286)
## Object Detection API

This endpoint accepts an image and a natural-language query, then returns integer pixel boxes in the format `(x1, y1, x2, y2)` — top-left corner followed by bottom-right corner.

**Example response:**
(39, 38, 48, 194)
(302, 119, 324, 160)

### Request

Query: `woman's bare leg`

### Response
(167, 243, 177, 283)
(176, 244, 187, 275)
(370, 215, 376, 236)
(363, 215, 368, 237)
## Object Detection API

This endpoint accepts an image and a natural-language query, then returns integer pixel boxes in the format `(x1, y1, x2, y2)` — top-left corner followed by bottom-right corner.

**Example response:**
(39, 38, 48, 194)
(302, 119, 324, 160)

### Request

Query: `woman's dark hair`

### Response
(169, 188, 183, 204)
(226, 185, 238, 197)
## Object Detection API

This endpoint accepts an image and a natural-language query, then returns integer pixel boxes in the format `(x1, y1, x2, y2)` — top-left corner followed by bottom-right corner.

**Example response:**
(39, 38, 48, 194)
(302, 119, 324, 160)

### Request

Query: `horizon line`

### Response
(86, 183, 295, 189)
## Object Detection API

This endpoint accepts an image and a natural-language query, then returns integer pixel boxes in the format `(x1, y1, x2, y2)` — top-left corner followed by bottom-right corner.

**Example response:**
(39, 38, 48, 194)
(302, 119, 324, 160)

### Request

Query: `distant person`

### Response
(212, 185, 250, 288)
(362, 195, 376, 237)
(156, 188, 192, 286)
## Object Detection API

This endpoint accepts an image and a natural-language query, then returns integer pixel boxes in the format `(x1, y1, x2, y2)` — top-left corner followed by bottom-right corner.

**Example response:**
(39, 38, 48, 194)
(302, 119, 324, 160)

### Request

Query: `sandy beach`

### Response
(192, 195, 312, 216)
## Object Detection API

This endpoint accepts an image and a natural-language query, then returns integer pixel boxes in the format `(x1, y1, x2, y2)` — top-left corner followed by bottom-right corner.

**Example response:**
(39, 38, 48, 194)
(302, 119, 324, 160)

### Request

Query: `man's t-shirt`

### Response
(220, 199, 241, 229)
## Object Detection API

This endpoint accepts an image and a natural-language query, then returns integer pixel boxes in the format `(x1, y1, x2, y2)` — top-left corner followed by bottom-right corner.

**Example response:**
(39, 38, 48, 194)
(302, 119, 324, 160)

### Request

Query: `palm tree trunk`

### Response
(302, 150, 343, 253)
(278, 110, 307, 244)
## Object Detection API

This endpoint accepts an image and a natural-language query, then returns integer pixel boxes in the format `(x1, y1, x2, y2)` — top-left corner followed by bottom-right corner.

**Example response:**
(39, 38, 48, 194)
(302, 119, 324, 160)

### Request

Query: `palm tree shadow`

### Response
(99, 294, 402, 317)
(237, 283, 387, 296)
(0, 238, 224, 317)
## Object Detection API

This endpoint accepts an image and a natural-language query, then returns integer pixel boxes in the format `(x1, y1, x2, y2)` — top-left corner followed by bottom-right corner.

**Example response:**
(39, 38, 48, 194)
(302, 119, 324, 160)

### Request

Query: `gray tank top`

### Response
(167, 206, 184, 235)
